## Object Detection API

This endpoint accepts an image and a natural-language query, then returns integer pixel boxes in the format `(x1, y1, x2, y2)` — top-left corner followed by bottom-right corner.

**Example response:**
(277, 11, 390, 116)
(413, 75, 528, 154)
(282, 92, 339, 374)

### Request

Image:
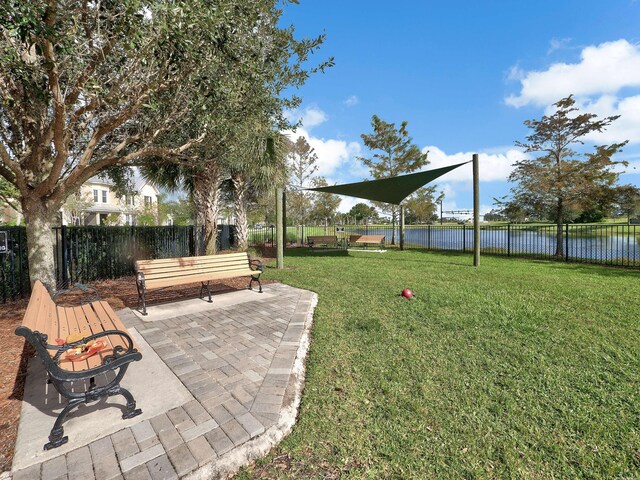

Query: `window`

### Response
(102, 190, 108, 203)
(125, 195, 134, 206)
(144, 196, 152, 206)
(93, 189, 99, 203)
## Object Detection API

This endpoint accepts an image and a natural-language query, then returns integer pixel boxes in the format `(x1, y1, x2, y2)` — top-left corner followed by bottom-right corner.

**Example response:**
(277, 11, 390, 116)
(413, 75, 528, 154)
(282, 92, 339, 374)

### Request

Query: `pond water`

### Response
(350, 226, 640, 264)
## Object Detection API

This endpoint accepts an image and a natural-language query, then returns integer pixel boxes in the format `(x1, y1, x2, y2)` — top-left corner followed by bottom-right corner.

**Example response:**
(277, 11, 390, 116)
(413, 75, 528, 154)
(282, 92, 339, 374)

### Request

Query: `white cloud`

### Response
(547, 37, 572, 55)
(576, 95, 640, 145)
(506, 39, 640, 107)
(343, 95, 359, 107)
(285, 127, 362, 178)
(284, 106, 328, 130)
(421, 146, 525, 182)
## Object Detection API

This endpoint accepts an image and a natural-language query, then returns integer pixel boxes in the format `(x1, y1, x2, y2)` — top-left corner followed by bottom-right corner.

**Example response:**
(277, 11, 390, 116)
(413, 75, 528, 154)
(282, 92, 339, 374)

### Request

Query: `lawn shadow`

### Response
(284, 248, 351, 258)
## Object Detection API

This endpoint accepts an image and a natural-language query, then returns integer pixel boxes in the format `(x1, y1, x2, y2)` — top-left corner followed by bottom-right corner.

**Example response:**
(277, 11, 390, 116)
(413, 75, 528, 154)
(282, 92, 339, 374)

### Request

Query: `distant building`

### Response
(61, 176, 161, 226)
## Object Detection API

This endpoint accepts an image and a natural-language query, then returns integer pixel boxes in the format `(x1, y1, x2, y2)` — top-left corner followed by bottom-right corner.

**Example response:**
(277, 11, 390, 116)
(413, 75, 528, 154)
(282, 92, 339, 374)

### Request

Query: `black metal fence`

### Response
(248, 223, 640, 268)
(3, 222, 637, 302)
(0, 226, 30, 303)
(0, 224, 230, 302)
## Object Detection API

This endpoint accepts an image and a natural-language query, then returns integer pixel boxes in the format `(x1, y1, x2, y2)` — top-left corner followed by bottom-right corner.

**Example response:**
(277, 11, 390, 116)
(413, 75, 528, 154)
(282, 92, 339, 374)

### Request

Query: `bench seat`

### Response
(348, 234, 386, 249)
(15, 281, 142, 450)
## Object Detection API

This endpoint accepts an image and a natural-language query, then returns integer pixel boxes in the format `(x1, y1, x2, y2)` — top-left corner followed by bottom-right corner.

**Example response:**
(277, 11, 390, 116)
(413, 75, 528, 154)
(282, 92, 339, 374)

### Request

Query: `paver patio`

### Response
(11, 283, 317, 480)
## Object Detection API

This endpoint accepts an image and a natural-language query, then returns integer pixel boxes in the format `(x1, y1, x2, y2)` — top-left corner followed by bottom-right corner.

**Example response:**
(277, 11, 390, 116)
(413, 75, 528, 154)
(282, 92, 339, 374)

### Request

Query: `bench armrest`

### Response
(16, 326, 141, 381)
(249, 258, 264, 272)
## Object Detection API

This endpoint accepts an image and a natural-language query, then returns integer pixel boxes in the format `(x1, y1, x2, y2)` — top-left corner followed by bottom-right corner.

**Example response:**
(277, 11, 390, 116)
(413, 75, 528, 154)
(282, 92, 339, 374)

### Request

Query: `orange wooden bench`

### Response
(348, 234, 386, 249)
(15, 281, 142, 450)
(135, 252, 263, 315)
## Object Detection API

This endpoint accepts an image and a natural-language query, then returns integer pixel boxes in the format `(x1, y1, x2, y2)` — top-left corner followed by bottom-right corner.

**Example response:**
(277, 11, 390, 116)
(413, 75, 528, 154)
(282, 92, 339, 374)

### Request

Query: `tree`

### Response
(612, 185, 640, 221)
(357, 115, 428, 244)
(308, 177, 341, 226)
(404, 187, 438, 224)
(506, 96, 628, 255)
(1, 0, 331, 284)
(287, 136, 318, 224)
(348, 203, 377, 224)
(0, 1, 230, 286)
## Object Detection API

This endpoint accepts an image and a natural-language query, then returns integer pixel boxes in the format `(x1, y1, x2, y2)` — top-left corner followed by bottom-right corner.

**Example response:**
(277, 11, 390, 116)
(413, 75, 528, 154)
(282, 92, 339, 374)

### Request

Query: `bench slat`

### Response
(144, 268, 257, 290)
(136, 252, 248, 269)
(143, 264, 254, 282)
(139, 260, 251, 278)
(57, 307, 90, 372)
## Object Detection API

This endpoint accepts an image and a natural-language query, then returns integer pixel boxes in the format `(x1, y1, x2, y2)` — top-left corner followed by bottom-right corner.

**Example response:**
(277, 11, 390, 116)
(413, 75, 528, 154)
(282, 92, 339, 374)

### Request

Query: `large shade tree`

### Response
(0, 0, 236, 286)
(505, 96, 628, 256)
(1, 0, 330, 284)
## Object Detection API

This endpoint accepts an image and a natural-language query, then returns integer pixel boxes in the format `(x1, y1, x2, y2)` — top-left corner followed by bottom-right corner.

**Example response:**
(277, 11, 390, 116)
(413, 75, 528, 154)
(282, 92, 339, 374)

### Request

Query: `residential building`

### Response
(61, 176, 161, 226)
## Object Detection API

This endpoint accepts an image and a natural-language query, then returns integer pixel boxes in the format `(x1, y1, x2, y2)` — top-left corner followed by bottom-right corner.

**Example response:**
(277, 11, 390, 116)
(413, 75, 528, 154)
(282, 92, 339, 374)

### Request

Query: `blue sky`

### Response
(280, 0, 640, 215)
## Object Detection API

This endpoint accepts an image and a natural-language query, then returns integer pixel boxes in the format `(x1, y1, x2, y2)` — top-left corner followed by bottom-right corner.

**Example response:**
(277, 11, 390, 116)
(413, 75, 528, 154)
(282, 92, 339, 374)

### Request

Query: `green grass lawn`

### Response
(239, 249, 640, 479)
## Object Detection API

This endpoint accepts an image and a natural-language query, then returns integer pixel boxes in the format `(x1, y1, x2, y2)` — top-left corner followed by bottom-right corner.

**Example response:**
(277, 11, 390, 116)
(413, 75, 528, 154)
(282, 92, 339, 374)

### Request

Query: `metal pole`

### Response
(399, 204, 405, 251)
(473, 153, 480, 267)
(282, 190, 287, 248)
(276, 188, 284, 269)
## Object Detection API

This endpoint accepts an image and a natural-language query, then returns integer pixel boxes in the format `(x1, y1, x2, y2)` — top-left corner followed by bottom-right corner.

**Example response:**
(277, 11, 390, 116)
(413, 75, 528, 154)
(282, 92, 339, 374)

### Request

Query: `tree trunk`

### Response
(193, 167, 222, 255)
(22, 197, 58, 290)
(555, 197, 564, 257)
(232, 173, 249, 251)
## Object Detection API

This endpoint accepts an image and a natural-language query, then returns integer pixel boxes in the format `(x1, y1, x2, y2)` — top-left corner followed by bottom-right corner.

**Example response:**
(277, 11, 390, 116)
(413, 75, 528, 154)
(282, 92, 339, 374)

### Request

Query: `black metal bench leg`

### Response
(44, 398, 84, 450)
(108, 385, 143, 420)
(200, 281, 212, 303)
(249, 276, 263, 293)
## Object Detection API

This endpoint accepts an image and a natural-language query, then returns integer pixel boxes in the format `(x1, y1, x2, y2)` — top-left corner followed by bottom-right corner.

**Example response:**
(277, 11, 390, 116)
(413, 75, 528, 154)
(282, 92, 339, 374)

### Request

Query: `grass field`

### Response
(239, 249, 640, 479)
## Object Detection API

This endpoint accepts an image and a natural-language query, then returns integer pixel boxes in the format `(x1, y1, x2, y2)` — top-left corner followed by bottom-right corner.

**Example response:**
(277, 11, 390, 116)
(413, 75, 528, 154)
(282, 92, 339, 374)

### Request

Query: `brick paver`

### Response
(13, 284, 315, 480)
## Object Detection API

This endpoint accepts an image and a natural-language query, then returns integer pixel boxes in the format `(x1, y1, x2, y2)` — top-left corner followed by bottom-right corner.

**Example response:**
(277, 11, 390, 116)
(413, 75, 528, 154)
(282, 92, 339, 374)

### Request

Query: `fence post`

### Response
(507, 223, 511, 257)
(463, 225, 466, 252)
(428, 225, 431, 250)
(60, 225, 68, 288)
(565, 223, 569, 262)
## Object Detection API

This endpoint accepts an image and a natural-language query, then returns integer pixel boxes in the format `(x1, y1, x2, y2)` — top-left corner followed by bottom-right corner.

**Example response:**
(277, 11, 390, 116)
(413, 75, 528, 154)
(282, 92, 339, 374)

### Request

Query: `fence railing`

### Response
(3, 222, 638, 302)
(248, 223, 640, 268)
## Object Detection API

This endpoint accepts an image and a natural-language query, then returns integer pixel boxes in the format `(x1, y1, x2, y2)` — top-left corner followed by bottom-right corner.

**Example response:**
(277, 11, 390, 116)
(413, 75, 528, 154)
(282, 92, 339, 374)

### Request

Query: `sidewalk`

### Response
(11, 283, 316, 480)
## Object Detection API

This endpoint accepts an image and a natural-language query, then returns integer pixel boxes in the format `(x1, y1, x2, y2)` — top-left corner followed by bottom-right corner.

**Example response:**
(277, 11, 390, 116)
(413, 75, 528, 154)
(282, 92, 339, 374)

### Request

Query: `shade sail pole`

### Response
(473, 154, 480, 267)
(400, 205, 405, 251)
(276, 187, 284, 269)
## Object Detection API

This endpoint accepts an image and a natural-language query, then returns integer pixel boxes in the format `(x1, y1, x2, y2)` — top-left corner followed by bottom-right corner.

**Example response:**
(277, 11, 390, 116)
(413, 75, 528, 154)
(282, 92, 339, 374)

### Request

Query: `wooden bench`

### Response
(348, 234, 386, 249)
(135, 252, 263, 315)
(307, 235, 343, 249)
(15, 281, 142, 450)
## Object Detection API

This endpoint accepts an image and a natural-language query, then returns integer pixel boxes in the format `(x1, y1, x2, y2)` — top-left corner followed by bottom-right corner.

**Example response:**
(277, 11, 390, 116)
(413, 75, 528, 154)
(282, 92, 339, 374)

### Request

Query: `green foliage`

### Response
(357, 115, 429, 242)
(574, 208, 605, 223)
(239, 250, 640, 479)
(404, 186, 438, 224)
(287, 136, 318, 224)
(347, 203, 378, 223)
(308, 177, 341, 224)
(504, 96, 627, 254)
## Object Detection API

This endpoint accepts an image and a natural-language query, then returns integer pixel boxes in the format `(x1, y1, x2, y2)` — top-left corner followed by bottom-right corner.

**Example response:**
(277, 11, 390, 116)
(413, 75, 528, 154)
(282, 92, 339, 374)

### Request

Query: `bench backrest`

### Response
(22, 280, 57, 336)
(308, 235, 338, 243)
(136, 252, 252, 282)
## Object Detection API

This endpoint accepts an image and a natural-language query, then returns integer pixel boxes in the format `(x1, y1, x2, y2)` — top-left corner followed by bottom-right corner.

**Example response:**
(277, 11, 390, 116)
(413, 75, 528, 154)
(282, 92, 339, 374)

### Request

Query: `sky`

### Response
(279, 0, 640, 216)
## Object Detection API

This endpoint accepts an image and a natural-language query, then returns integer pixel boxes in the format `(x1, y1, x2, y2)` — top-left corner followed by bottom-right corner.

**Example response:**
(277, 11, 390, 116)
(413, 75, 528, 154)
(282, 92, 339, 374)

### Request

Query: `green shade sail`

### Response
(306, 161, 470, 205)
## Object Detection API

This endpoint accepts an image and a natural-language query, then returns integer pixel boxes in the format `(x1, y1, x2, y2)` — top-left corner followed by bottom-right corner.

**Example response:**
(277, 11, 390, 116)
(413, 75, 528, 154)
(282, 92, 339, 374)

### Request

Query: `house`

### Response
(61, 176, 161, 226)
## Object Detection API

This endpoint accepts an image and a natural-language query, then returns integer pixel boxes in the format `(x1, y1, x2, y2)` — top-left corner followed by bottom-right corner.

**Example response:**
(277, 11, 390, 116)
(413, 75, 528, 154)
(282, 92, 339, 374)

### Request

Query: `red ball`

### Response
(401, 288, 413, 299)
